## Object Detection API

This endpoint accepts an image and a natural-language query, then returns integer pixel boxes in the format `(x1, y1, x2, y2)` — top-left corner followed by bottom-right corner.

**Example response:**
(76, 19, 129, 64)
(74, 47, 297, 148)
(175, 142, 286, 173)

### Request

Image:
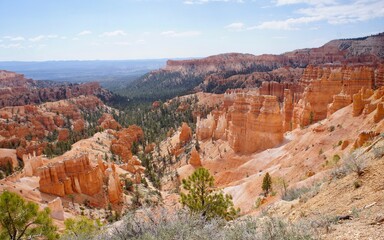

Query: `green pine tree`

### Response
(62, 216, 102, 239)
(180, 167, 239, 221)
(0, 191, 58, 240)
(262, 172, 272, 196)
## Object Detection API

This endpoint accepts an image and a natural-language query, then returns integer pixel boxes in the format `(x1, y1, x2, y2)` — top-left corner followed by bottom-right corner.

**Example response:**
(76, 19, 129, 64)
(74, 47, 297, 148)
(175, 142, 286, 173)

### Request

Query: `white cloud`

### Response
(3, 36, 25, 41)
(136, 39, 146, 44)
(28, 34, 58, 42)
(298, 0, 384, 24)
(225, 22, 245, 31)
(100, 30, 127, 37)
(275, 0, 335, 6)
(161, 30, 201, 37)
(47, 35, 58, 39)
(0, 43, 22, 49)
(256, 0, 384, 30)
(184, 0, 243, 4)
(250, 16, 321, 30)
(78, 30, 92, 36)
(272, 36, 288, 39)
(114, 41, 131, 46)
(29, 35, 45, 42)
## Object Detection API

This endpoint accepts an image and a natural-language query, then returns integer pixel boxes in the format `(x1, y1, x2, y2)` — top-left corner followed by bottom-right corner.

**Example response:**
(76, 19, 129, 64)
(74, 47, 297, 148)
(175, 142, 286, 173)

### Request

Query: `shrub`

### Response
(372, 146, 384, 159)
(319, 149, 323, 155)
(98, 209, 317, 240)
(330, 166, 348, 180)
(344, 149, 366, 177)
(353, 180, 362, 189)
(282, 183, 320, 202)
(61, 216, 102, 240)
(255, 197, 263, 209)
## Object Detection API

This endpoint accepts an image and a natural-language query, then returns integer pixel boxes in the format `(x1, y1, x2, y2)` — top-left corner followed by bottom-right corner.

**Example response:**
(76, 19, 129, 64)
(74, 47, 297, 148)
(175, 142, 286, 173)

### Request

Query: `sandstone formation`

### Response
(0, 149, 18, 169)
(136, 33, 384, 99)
(48, 197, 65, 220)
(283, 89, 294, 132)
(353, 131, 379, 148)
(189, 147, 201, 167)
(106, 164, 123, 204)
(111, 125, 144, 162)
(23, 152, 45, 177)
(37, 154, 103, 197)
(98, 113, 121, 130)
(375, 64, 384, 87)
(228, 94, 283, 153)
(353, 87, 377, 117)
(179, 122, 192, 145)
(374, 103, 384, 123)
(196, 65, 384, 154)
(0, 70, 111, 108)
(120, 156, 145, 176)
(72, 119, 85, 132)
(292, 66, 375, 128)
(327, 93, 352, 116)
(197, 90, 284, 154)
(58, 129, 70, 142)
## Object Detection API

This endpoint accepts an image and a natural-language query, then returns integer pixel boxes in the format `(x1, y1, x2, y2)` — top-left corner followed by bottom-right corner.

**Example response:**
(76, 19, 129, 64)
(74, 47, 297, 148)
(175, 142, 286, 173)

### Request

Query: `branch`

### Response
(16, 220, 37, 240)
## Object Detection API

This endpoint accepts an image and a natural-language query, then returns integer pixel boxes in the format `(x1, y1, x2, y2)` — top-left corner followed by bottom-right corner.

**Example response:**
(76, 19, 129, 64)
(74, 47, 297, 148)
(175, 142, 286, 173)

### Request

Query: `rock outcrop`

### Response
(189, 148, 201, 167)
(48, 197, 65, 221)
(37, 154, 103, 197)
(197, 90, 284, 154)
(327, 93, 352, 116)
(228, 94, 283, 153)
(179, 122, 192, 145)
(0, 70, 111, 108)
(98, 113, 121, 130)
(106, 163, 123, 204)
(292, 66, 374, 128)
(111, 125, 144, 162)
(353, 131, 379, 148)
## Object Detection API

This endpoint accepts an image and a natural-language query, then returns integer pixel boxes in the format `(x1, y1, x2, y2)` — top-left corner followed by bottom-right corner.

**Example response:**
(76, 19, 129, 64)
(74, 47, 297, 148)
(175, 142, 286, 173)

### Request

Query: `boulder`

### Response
(48, 197, 64, 221)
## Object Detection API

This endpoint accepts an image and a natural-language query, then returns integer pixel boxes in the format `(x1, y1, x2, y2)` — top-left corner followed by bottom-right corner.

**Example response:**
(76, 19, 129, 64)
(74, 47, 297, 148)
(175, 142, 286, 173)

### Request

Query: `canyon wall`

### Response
(197, 64, 384, 154)
(0, 70, 111, 108)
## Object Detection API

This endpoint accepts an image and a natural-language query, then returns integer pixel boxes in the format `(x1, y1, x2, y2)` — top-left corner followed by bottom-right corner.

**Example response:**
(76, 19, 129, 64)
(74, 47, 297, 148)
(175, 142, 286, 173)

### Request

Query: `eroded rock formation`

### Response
(292, 66, 375, 128)
(98, 113, 121, 130)
(37, 154, 103, 197)
(0, 70, 111, 108)
(111, 125, 144, 162)
(197, 90, 284, 154)
(48, 197, 65, 220)
(189, 147, 201, 167)
(179, 122, 192, 145)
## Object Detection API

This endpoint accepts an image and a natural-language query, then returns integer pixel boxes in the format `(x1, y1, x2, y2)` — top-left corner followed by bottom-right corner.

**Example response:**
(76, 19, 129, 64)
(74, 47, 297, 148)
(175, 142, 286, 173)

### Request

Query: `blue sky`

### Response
(0, 0, 383, 61)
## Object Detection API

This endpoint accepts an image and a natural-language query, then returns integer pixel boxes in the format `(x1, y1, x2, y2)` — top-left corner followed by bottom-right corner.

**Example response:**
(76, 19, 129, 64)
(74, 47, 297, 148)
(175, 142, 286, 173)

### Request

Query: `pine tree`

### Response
(180, 167, 239, 220)
(0, 191, 58, 240)
(63, 216, 101, 239)
(262, 172, 272, 196)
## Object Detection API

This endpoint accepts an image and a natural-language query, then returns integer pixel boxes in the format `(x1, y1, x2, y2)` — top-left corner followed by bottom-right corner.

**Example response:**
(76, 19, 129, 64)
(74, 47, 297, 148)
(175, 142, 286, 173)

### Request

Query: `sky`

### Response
(0, 0, 383, 61)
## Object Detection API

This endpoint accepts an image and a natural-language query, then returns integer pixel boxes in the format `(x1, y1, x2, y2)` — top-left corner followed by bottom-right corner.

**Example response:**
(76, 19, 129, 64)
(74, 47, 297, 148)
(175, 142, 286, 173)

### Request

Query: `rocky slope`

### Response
(155, 81, 384, 239)
(0, 70, 112, 107)
(122, 33, 384, 101)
